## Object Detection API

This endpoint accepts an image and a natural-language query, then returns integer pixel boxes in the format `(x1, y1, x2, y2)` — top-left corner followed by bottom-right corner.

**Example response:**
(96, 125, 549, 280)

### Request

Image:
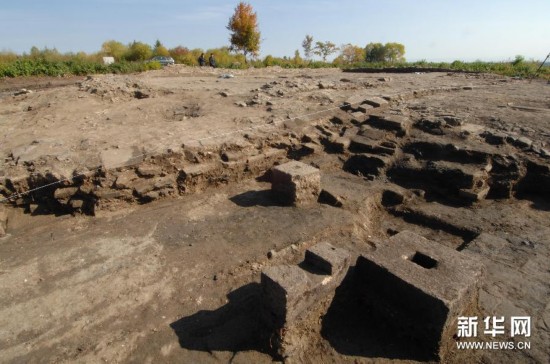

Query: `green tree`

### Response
(125, 41, 152, 61)
(153, 40, 170, 57)
(313, 41, 338, 62)
(365, 42, 406, 63)
(365, 42, 386, 62)
(384, 42, 405, 62)
(227, 2, 261, 62)
(302, 34, 314, 60)
(101, 40, 128, 61)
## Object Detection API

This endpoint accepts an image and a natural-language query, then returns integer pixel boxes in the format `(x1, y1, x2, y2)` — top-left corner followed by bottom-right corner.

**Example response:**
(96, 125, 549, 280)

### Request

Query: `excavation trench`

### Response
(2, 99, 550, 238)
(3, 144, 289, 216)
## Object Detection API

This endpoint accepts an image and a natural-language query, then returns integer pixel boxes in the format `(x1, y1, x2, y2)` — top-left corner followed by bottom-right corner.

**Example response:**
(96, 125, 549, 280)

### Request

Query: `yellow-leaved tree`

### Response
(153, 40, 170, 57)
(101, 40, 128, 61)
(227, 2, 260, 63)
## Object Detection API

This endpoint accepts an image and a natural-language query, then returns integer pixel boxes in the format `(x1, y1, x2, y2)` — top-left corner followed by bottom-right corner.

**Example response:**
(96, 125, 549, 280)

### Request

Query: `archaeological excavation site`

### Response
(1, 66, 549, 363)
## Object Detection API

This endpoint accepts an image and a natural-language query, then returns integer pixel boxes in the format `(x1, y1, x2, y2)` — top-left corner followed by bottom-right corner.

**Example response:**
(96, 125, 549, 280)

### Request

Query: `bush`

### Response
(169, 46, 190, 64)
(512, 55, 525, 66)
(0, 59, 69, 77)
(124, 42, 153, 62)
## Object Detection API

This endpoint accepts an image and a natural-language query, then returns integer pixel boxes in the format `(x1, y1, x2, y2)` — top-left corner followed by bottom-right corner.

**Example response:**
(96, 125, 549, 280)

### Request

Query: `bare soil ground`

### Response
(1, 66, 549, 363)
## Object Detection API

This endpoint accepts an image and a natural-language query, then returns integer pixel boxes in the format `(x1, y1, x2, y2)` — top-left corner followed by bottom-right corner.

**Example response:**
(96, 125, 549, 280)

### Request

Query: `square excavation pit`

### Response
(271, 161, 321, 206)
(355, 230, 484, 361)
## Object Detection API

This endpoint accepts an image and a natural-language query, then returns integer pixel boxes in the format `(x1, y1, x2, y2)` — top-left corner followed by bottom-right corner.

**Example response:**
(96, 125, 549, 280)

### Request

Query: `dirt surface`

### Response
(1, 66, 549, 363)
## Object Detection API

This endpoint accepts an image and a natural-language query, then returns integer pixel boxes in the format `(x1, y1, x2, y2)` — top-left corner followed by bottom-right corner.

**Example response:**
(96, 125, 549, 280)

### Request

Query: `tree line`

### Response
(0, 2, 403, 70)
(301, 35, 406, 64)
(1, 1, 547, 79)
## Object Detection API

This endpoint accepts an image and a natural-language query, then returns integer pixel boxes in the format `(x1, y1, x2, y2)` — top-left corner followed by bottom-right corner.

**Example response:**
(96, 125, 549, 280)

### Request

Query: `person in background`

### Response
(209, 53, 216, 68)
(198, 53, 206, 66)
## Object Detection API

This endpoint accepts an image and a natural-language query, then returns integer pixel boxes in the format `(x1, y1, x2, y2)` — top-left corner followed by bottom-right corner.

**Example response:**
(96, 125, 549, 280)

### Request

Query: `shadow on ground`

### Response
(516, 193, 550, 212)
(170, 267, 439, 361)
(229, 190, 283, 208)
(170, 283, 271, 355)
(321, 269, 438, 361)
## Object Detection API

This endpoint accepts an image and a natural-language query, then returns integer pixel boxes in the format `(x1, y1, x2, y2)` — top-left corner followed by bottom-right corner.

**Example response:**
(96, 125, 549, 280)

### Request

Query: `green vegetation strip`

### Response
(0, 59, 162, 78)
(0, 52, 547, 80)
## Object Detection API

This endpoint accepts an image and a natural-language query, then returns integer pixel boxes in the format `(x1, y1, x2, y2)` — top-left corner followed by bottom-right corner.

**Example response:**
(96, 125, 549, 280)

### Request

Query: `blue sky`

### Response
(1, 0, 549, 62)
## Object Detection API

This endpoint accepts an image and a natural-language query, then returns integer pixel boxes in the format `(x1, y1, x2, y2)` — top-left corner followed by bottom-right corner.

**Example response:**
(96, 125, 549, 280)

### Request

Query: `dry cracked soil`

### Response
(0, 65, 549, 363)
